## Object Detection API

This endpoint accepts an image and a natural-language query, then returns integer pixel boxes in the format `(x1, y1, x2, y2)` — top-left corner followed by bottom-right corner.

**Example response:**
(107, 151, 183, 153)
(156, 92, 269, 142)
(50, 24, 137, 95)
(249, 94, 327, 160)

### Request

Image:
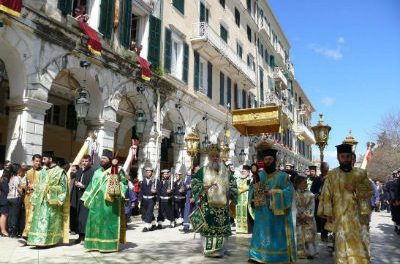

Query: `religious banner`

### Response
(0, 0, 22, 17)
(79, 21, 102, 56)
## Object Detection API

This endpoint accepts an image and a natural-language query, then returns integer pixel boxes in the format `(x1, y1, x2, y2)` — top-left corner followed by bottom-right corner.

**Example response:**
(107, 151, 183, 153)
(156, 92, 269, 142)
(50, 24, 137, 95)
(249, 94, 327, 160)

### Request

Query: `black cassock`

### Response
(173, 180, 186, 219)
(310, 176, 325, 234)
(70, 166, 95, 235)
(139, 178, 159, 224)
(157, 180, 174, 223)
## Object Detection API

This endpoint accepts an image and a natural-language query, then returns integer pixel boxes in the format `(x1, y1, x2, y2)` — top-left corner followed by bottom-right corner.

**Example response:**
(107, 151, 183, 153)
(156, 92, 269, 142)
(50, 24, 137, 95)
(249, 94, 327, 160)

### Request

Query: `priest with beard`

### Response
(248, 148, 297, 263)
(318, 143, 373, 263)
(81, 147, 135, 252)
(191, 144, 238, 258)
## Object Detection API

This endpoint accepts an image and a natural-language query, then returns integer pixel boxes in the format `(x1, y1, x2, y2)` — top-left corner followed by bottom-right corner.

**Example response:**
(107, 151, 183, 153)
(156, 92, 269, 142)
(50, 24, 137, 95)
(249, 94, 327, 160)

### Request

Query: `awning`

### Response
(232, 106, 282, 136)
(79, 21, 102, 56)
(0, 0, 22, 17)
(137, 56, 151, 81)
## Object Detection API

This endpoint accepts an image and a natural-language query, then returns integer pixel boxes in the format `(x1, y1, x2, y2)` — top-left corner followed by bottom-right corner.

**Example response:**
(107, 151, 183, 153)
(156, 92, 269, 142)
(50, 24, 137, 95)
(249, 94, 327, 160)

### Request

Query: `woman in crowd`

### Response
(0, 169, 10, 236)
(7, 167, 25, 237)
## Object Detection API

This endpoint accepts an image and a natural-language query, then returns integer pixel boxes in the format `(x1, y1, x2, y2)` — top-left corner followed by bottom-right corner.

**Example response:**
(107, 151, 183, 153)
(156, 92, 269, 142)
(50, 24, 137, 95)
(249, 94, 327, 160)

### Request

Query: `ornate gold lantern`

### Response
(311, 113, 331, 164)
(342, 130, 358, 153)
(185, 131, 200, 160)
(219, 141, 230, 163)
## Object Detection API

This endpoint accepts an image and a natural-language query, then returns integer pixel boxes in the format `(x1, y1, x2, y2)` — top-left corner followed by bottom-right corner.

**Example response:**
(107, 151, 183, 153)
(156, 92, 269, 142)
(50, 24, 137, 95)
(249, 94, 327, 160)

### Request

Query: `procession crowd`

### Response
(0, 143, 399, 263)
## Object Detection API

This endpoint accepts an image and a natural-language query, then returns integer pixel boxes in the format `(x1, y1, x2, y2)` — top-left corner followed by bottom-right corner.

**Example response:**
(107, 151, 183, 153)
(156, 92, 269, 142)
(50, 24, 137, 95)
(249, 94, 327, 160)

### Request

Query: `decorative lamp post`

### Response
(311, 113, 331, 165)
(219, 141, 230, 163)
(238, 149, 246, 163)
(185, 131, 200, 166)
(174, 125, 185, 145)
(135, 109, 147, 138)
(342, 129, 358, 153)
(74, 60, 91, 120)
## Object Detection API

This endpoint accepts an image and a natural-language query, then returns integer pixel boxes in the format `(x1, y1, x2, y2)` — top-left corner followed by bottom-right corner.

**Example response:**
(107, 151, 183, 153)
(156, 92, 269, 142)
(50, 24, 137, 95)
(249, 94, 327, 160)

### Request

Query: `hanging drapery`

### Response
(137, 56, 151, 81)
(0, 0, 22, 17)
(79, 21, 102, 56)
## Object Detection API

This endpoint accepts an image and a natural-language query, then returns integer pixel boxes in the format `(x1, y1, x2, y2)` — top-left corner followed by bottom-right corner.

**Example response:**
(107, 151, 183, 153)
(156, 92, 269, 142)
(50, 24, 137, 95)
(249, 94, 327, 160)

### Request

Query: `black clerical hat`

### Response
(335, 144, 353, 154)
(42, 151, 55, 158)
(101, 149, 113, 160)
(262, 149, 278, 158)
(242, 165, 251, 171)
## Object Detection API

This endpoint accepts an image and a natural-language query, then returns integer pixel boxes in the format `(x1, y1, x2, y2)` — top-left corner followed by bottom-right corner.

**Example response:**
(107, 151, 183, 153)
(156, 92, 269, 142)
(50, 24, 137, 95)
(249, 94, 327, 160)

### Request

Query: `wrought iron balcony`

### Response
(272, 67, 288, 88)
(191, 22, 256, 86)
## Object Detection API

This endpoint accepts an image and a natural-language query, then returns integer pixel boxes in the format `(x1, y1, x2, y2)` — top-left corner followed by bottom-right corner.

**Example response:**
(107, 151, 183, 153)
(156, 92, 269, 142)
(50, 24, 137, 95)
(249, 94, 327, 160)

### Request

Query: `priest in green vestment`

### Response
(28, 151, 68, 247)
(235, 165, 254, 234)
(192, 144, 238, 257)
(248, 148, 297, 263)
(81, 148, 132, 252)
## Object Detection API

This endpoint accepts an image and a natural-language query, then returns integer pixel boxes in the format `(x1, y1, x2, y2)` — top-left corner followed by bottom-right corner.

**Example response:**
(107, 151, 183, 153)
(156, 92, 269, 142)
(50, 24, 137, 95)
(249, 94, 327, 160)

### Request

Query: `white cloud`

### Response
(322, 96, 335, 106)
(308, 37, 345, 61)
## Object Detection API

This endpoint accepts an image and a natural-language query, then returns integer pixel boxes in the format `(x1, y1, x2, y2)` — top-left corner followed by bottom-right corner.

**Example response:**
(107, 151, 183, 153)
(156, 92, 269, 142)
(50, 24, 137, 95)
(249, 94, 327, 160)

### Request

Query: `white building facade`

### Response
(0, 0, 315, 179)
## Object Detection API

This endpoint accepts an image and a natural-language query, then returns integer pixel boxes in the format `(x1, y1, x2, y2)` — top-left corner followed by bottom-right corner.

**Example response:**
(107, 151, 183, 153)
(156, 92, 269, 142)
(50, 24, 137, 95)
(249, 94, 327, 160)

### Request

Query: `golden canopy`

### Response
(232, 106, 281, 136)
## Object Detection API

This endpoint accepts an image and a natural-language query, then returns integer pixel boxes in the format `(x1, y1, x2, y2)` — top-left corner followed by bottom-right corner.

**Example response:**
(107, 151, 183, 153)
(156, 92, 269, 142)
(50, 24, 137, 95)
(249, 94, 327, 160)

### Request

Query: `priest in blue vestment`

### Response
(248, 148, 297, 263)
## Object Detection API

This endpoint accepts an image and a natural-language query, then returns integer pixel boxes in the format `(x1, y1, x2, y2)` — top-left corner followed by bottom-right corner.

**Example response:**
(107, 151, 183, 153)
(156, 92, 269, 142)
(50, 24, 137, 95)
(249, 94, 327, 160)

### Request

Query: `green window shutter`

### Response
(148, 15, 162, 68)
(194, 51, 199, 91)
(119, 0, 132, 48)
(200, 2, 205, 22)
(234, 84, 238, 109)
(207, 62, 212, 99)
(227, 78, 231, 107)
(220, 25, 228, 42)
(58, 0, 72, 15)
(259, 68, 264, 102)
(206, 9, 209, 23)
(173, 0, 185, 14)
(99, 0, 115, 39)
(219, 72, 225, 105)
(242, 90, 247, 108)
(183, 42, 189, 83)
(164, 28, 172, 73)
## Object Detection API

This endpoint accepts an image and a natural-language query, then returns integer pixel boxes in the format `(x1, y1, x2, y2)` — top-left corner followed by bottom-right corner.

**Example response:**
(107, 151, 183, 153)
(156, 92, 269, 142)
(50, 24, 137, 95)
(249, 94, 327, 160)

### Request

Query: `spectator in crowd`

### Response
(7, 167, 25, 237)
(0, 169, 10, 236)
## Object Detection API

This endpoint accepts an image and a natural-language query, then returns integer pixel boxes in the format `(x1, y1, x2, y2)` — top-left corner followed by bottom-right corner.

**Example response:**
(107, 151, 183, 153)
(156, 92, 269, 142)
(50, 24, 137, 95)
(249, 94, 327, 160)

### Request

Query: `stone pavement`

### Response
(0, 211, 398, 263)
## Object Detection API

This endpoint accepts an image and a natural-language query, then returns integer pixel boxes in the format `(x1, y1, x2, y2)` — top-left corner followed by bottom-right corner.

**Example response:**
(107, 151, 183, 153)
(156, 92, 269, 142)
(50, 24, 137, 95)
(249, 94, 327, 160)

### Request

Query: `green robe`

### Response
(235, 178, 254, 233)
(192, 166, 238, 255)
(27, 165, 68, 246)
(81, 166, 128, 252)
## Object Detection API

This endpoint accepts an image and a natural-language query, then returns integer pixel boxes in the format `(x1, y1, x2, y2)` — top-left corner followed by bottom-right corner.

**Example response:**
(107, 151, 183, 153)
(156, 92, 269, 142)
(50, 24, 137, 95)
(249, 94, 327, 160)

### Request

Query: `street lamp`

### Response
(238, 148, 246, 163)
(174, 125, 185, 145)
(311, 113, 331, 165)
(201, 114, 211, 151)
(135, 109, 147, 137)
(342, 130, 358, 153)
(74, 60, 91, 120)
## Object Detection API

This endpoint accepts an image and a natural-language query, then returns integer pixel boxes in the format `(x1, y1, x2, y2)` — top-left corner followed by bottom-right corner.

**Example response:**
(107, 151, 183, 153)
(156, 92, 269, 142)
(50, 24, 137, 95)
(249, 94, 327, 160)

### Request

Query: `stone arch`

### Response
(0, 25, 31, 100)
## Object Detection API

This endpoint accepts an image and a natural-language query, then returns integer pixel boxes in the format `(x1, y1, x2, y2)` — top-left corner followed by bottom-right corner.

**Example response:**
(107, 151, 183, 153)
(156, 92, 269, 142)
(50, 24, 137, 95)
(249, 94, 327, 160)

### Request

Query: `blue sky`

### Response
(269, 0, 400, 167)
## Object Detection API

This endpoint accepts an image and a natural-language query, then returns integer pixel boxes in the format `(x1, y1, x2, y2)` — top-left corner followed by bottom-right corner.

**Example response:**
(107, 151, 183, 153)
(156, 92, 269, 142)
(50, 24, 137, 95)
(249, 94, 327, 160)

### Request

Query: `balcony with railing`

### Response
(264, 92, 293, 122)
(272, 67, 288, 88)
(295, 123, 316, 144)
(191, 22, 256, 86)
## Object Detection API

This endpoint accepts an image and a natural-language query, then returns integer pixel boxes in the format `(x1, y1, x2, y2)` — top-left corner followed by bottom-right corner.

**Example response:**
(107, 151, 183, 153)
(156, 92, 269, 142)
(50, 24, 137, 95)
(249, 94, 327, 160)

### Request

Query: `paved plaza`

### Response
(0, 212, 399, 264)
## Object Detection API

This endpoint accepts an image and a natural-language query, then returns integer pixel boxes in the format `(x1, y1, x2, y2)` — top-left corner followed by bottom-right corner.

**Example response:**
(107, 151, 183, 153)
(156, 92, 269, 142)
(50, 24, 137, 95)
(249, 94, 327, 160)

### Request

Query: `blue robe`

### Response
(249, 170, 297, 263)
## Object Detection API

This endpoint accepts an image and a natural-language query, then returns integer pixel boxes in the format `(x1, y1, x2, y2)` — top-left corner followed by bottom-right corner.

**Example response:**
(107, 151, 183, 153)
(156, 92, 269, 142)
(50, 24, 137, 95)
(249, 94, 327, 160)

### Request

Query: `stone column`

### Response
(6, 97, 52, 164)
(136, 124, 159, 181)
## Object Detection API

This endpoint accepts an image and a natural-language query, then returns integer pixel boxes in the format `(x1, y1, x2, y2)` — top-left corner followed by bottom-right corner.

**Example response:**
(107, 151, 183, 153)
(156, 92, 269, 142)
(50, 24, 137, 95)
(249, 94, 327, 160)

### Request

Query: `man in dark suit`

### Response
(70, 154, 95, 244)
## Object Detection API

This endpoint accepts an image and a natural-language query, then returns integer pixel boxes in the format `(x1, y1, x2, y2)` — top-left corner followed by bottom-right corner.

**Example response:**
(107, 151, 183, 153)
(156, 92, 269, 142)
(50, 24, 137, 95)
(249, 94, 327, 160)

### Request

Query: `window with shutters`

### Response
(130, 15, 140, 44)
(259, 68, 264, 102)
(171, 34, 184, 80)
(242, 90, 247, 108)
(219, 72, 225, 106)
(173, 0, 185, 15)
(246, 0, 252, 15)
(200, 2, 210, 23)
(235, 8, 240, 27)
(226, 77, 231, 108)
(236, 41, 243, 59)
(165, 30, 187, 82)
(234, 83, 238, 109)
(148, 16, 161, 68)
(119, 0, 132, 48)
(219, 0, 225, 8)
(220, 24, 228, 43)
(198, 58, 208, 94)
(247, 26, 252, 43)
(264, 49, 269, 64)
(59, 0, 90, 17)
(270, 55, 276, 68)
(247, 54, 255, 71)
(99, 0, 115, 39)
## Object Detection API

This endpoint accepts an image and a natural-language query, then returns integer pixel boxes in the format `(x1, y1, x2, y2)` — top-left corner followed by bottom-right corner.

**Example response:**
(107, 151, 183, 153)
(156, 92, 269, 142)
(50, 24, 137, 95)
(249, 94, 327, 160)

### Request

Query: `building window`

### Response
(171, 36, 184, 80)
(247, 26, 252, 43)
(200, 2, 209, 23)
(264, 49, 269, 64)
(260, 44, 264, 58)
(247, 54, 255, 71)
(173, 0, 185, 14)
(246, 0, 252, 15)
(219, 72, 225, 106)
(220, 24, 228, 43)
(235, 8, 240, 27)
(259, 68, 264, 102)
(130, 14, 139, 44)
(236, 42, 243, 59)
(219, 0, 225, 8)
